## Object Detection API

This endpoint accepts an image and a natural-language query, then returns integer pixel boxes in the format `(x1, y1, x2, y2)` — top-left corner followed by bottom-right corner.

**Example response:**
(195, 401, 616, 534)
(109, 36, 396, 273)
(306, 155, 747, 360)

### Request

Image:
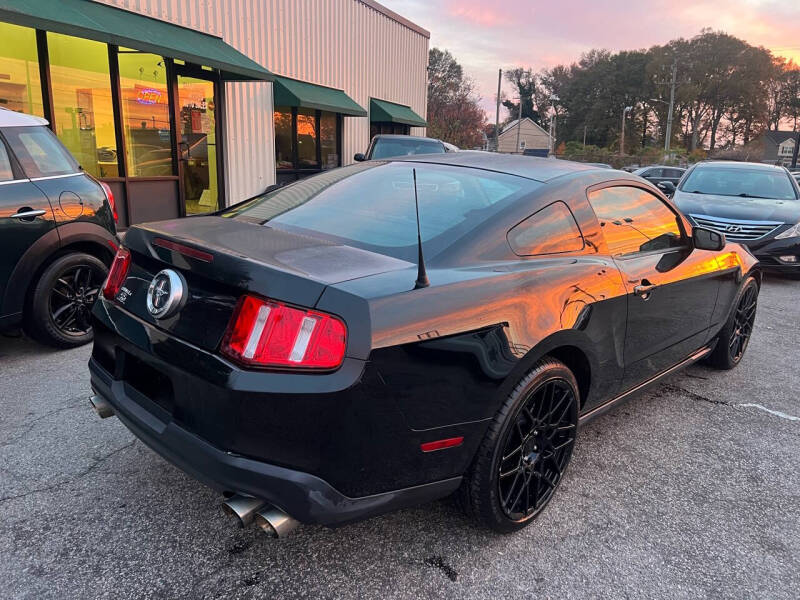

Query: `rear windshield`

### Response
(223, 162, 539, 262)
(2, 126, 79, 178)
(370, 138, 445, 159)
(680, 166, 798, 200)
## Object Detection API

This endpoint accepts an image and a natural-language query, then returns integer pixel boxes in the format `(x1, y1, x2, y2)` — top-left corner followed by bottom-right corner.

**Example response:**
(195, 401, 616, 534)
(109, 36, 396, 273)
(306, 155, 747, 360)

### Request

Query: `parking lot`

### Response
(0, 276, 798, 599)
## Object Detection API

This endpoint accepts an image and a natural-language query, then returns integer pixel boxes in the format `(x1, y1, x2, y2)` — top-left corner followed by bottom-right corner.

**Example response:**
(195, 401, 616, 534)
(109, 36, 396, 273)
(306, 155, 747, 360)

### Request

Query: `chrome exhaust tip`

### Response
(222, 495, 267, 527)
(89, 395, 114, 419)
(254, 506, 299, 538)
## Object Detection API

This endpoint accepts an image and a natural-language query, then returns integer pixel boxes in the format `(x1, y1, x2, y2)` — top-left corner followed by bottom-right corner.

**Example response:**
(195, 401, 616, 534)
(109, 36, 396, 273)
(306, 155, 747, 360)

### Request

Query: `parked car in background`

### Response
(634, 165, 686, 188)
(89, 153, 759, 537)
(0, 109, 118, 347)
(672, 161, 800, 276)
(584, 162, 614, 169)
(354, 135, 449, 161)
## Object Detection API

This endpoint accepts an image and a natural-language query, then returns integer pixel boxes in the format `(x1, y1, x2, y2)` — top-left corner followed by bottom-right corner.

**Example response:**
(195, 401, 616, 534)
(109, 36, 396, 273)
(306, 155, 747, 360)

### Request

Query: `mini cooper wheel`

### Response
(26, 252, 108, 348)
(460, 357, 579, 533)
(706, 275, 759, 370)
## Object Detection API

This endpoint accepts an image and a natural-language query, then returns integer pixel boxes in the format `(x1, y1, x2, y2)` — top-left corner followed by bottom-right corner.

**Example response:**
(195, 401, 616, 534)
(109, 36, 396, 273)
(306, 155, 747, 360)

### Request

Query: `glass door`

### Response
(176, 74, 218, 214)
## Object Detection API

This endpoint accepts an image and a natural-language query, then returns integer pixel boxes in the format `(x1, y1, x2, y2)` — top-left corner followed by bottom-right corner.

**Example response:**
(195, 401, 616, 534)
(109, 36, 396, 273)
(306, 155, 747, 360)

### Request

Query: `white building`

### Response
(0, 0, 429, 227)
(496, 118, 550, 155)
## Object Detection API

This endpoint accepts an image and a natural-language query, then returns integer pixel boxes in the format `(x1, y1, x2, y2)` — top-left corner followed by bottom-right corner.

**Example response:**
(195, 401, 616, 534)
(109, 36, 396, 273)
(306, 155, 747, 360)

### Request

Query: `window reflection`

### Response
(47, 33, 118, 178)
(0, 23, 44, 117)
(274, 108, 340, 173)
(508, 201, 584, 256)
(320, 112, 338, 170)
(296, 108, 318, 168)
(274, 108, 294, 169)
(588, 187, 683, 256)
(118, 48, 173, 177)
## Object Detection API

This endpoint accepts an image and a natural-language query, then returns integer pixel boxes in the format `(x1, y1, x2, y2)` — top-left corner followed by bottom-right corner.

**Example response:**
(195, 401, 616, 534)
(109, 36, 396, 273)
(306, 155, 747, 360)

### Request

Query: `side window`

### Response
(0, 140, 14, 181)
(645, 168, 662, 178)
(587, 186, 684, 257)
(3, 126, 79, 178)
(666, 169, 684, 179)
(507, 201, 584, 256)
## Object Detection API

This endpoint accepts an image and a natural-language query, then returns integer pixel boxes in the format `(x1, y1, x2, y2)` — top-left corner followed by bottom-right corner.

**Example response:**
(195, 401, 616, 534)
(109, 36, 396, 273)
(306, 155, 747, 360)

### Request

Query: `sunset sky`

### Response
(381, 0, 800, 118)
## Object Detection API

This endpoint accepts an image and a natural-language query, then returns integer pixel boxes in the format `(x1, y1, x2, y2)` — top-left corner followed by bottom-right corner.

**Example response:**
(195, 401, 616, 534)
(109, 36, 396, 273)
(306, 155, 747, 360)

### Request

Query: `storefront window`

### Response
(118, 48, 173, 177)
(177, 74, 218, 214)
(47, 33, 118, 178)
(320, 112, 338, 170)
(296, 107, 318, 168)
(0, 23, 44, 117)
(275, 108, 340, 173)
(371, 122, 410, 137)
(274, 108, 293, 169)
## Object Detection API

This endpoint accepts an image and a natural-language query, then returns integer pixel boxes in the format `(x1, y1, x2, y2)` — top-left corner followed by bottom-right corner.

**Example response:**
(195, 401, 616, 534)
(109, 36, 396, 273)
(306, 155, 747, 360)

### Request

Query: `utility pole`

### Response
(664, 59, 677, 153)
(515, 96, 523, 154)
(792, 130, 799, 170)
(583, 124, 587, 148)
(494, 69, 502, 152)
(620, 106, 632, 156)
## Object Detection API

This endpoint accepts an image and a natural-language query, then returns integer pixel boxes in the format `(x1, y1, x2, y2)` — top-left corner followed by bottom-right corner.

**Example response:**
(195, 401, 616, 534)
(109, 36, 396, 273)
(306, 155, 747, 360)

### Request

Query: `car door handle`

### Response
(633, 280, 658, 298)
(10, 209, 46, 219)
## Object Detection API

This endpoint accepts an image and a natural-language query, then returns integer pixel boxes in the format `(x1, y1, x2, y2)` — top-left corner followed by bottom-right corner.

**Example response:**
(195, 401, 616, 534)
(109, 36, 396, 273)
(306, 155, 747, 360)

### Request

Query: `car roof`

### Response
(391, 151, 602, 182)
(695, 160, 789, 172)
(373, 134, 442, 143)
(638, 165, 685, 170)
(0, 108, 49, 128)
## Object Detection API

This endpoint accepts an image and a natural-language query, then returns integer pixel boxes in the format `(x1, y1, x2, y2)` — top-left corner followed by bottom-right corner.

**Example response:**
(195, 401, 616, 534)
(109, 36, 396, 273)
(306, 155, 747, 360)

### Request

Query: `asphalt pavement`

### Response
(1, 276, 798, 599)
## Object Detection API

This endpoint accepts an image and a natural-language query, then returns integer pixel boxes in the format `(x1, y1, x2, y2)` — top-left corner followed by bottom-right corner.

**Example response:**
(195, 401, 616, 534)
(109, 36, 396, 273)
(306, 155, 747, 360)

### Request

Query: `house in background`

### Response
(496, 118, 550, 155)
(762, 130, 799, 167)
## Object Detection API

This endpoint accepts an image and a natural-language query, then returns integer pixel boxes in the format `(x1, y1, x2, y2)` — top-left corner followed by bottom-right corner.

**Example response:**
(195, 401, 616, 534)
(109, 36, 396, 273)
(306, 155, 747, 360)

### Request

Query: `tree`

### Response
(536, 29, 787, 153)
(502, 68, 541, 126)
(426, 48, 486, 148)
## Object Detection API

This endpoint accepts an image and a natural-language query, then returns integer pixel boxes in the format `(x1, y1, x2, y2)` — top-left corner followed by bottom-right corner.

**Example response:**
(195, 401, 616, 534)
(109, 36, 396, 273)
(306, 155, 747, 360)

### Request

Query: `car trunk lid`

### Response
(114, 216, 412, 352)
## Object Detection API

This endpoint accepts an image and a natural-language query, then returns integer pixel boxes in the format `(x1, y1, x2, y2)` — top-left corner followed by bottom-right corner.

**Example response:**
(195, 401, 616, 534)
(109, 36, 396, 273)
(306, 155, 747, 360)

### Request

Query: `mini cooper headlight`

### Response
(775, 222, 800, 239)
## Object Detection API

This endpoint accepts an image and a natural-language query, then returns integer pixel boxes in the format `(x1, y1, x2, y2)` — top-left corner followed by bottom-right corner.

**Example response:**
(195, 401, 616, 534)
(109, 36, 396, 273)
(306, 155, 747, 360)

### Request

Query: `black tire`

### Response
(459, 357, 579, 533)
(26, 252, 108, 349)
(705, 275, 759, 370)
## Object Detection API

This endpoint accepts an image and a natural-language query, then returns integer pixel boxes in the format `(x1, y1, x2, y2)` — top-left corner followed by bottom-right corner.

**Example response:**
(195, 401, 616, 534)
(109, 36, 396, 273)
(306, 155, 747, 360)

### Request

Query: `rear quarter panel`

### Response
(327, 256, 628, 430)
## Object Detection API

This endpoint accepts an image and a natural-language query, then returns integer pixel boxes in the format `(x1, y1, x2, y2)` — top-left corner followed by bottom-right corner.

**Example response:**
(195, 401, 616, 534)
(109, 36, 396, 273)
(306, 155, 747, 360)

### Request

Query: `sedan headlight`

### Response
(775, 222, 800, 239)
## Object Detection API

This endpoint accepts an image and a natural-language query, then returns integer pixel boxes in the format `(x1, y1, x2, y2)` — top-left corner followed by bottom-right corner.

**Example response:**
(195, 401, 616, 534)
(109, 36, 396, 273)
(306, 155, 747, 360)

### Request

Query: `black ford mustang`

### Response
(88, 153, 760, 536)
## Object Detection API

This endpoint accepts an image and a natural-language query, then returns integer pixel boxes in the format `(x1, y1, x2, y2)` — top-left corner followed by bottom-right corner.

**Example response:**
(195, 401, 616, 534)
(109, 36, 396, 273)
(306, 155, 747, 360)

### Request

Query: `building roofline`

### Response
(359, 0, 430, 38)
(498, 118, 549, 138)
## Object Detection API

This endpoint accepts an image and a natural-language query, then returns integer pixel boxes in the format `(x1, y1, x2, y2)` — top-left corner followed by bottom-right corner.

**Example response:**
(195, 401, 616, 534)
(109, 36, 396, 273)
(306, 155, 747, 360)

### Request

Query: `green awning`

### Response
(369, 98, 426, 127)
(272, 76, 366, 116)
(0, 0, 272, 81)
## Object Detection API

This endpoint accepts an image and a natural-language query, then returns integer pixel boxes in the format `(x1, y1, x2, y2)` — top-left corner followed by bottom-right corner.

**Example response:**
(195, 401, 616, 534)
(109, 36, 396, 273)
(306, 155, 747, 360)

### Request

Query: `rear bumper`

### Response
(89, 358, 460, 526)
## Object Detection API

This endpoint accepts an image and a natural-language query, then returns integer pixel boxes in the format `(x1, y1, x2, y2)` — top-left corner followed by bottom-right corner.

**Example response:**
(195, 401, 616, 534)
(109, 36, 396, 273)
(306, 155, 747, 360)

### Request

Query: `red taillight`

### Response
(221, 295, 347, 370)
(102, 247, 131, 300)
(99, 180, 118, 223)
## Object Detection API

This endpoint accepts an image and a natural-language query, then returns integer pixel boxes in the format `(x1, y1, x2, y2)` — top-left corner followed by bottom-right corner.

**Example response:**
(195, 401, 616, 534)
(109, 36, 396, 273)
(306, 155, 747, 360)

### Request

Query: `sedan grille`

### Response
(689, 214, 782, 241)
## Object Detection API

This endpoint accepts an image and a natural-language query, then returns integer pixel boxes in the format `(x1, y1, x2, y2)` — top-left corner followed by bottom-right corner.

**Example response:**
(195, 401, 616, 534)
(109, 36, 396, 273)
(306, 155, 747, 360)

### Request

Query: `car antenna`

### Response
(412, 168, 429, 289)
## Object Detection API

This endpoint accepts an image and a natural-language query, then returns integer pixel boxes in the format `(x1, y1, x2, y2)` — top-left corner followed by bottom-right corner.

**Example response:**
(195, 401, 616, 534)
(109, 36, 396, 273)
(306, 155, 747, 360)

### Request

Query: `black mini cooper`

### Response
(0, 109, 118, 347)
(89, 153, 759, 535)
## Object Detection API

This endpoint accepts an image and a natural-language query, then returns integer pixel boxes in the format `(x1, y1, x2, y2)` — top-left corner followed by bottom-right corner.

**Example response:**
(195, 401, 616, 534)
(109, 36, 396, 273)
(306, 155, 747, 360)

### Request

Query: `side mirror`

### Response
(693, 226, 726, 251)
(353, 153, 366, 162)
(657, 181, 676, 196)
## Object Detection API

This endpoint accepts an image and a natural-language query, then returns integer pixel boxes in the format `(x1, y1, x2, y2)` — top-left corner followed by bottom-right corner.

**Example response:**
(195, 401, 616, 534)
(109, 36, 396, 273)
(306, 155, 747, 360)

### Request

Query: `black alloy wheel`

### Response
(49, 264, 103, 337)
(729, 282, 757, 363)
(459, 357, 579, 533)
(27, 252, 108, 348)
(497, 379, 577, 520)
(705, 275, 759, 370)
